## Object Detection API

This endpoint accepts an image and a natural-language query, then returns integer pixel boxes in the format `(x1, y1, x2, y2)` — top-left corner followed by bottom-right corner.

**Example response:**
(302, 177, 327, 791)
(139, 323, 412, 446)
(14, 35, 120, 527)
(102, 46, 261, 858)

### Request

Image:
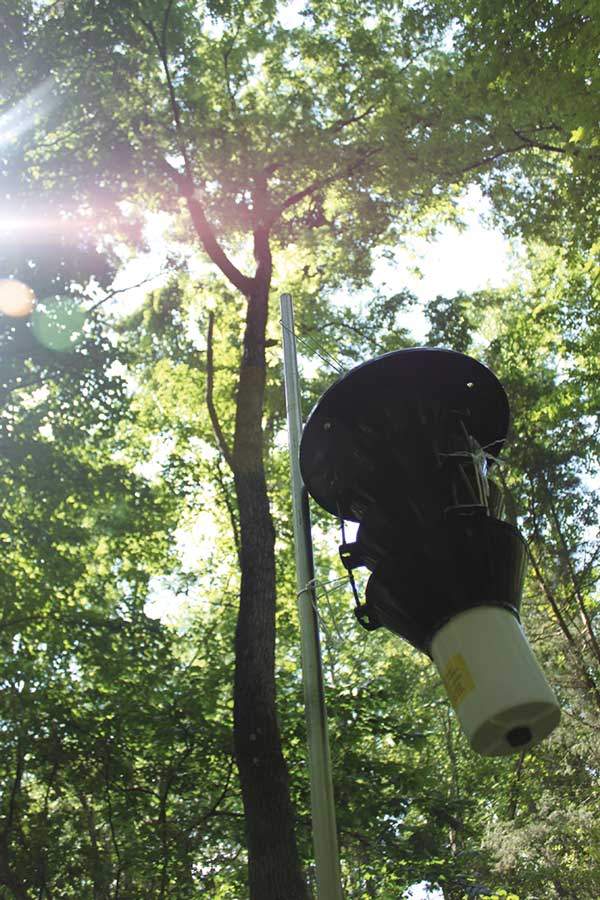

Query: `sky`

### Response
(373, 187, 514, 340)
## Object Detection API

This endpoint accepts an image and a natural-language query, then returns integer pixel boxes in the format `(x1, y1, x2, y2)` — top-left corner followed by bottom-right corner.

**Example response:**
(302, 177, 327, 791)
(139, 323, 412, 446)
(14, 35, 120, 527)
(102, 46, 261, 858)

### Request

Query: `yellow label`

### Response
(442, 654, 475, 709)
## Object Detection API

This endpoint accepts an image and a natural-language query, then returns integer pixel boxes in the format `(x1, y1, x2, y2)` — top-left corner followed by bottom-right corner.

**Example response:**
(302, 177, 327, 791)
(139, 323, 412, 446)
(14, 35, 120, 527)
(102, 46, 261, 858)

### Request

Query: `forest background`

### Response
(0, 1, 599, 899)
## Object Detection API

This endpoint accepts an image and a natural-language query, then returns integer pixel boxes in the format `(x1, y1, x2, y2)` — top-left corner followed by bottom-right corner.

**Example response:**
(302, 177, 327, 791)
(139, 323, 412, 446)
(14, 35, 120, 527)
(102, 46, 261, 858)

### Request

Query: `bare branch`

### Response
(328, 104, 376, 135)
(458, 123, 574, 177)
(459, 143, 529, 175)
(527, 494, 578, 648)
(206, 311, 235, 471)
(39, 758, 59, 900)
(278, 176, 332, 214)
(87, 272, 164, 312)
(527, 498, 600, 711)
(138, 4, 193, 180)
(201, 755, 236, 824)
(103, 759, 124, 899)
(507, 750, 526, 820)
(541, 474, 600, 666)
(203, 809, 245, 821)
(5, 736, 25, 839)
(277, 148, 378, 217)
(214, 456, 241, 563)
(512, 127, 568, 155)
(161, 158, 255, 295)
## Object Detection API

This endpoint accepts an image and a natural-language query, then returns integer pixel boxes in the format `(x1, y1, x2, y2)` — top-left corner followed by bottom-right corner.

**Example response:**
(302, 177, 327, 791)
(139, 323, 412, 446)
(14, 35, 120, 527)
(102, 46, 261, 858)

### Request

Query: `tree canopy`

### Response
(1, 1, 599, 898)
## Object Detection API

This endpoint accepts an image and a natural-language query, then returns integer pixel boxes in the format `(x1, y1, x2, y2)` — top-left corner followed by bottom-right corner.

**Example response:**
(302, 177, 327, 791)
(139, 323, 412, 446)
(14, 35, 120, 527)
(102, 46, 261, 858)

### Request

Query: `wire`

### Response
(297, 576, 349, 646)
(280, 319, 346, 375)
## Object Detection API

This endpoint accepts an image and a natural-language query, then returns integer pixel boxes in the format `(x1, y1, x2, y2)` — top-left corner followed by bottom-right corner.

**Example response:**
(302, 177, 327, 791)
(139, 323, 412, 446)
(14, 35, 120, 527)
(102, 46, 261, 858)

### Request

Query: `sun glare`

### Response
(0, 216, 49, 232)
(0, 213, 95, 235)
(0, 279, 36, 317)
(0, 77, 57, 147)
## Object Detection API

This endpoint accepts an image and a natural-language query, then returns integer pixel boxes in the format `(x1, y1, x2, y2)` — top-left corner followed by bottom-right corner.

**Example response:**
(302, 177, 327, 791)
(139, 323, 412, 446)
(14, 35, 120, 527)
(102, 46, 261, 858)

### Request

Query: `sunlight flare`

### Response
(0, 77, 57, 146)
(31, 295, 86, 351)
(0, 279, 36, 317)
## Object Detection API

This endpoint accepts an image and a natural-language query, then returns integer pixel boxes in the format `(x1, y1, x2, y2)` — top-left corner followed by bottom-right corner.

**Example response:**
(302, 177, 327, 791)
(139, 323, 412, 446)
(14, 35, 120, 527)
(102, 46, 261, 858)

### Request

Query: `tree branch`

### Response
(222, 19, 244, 115)
(5, 735, 25, 842)
(206, 311, 235, 471)
(278, 175, 334, 215)
(527, 494, 578, 647)
(512, 127, 568, 155)
(139, 3, 193, 180)
(541, 474, 600, 666)
(77, 793, 106, 900)
(328, 104, 376, 135)
(277, 148, 378, 217)
(221, 6, 246, 115)
(527, 507, 600, 711)
(200, 755, 236, 824)
(161, 158, 255, 295)
(103, 758, 124, 900)
(38, 753, 59, 900)
(459, 142, 529, 175)
(88, 272, 164, 312)
(214, 457, 241, 564)
(507, 750, 526, 820)
(157, 745, 195, 900)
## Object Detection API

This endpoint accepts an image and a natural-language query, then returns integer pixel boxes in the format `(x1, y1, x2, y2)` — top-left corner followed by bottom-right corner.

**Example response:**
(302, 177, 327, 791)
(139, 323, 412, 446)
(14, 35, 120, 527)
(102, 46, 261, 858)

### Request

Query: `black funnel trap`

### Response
(299, 348, 560, 756)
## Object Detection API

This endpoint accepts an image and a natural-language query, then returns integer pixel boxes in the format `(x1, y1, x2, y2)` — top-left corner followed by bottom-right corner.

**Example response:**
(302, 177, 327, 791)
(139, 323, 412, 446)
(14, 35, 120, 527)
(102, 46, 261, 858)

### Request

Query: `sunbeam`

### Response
(0, 77, 57, 146)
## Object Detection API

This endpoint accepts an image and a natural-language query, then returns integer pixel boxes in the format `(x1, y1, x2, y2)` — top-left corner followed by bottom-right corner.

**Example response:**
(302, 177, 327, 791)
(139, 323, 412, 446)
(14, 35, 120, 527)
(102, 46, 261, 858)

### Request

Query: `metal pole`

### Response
(280, 293, 344, 900)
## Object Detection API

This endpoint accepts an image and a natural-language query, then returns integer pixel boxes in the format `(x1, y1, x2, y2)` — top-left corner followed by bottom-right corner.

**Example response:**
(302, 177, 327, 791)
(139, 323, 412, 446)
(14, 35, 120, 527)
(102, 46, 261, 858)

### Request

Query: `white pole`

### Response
(280, 293, 344, 900)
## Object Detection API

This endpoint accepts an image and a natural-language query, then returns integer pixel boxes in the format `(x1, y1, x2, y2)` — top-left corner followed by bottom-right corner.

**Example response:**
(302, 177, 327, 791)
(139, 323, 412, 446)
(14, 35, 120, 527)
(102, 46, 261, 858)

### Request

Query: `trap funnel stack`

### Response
(299, 348, 560, 756)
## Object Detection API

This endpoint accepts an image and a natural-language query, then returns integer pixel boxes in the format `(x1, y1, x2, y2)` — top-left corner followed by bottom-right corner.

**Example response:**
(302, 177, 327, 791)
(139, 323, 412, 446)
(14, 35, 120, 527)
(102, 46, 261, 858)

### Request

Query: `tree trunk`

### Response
(0, 847, 29, 900)
(0, 738, 29, 900)
(231, 269, 310, 899)
(186, 182, 310, 896)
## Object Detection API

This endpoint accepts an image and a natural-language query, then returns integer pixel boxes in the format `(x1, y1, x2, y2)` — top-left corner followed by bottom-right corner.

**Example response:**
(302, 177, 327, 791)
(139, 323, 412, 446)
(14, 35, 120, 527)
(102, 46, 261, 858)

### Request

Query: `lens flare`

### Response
(0, 280, 36, 317)
(31, 296, 86, 352)
(0, 77, 57, 147)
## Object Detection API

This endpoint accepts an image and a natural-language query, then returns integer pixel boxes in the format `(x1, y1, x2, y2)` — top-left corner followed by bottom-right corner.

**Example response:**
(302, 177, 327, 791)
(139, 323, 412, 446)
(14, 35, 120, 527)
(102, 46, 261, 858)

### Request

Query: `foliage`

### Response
(0, 304, 245, 897)
(1, 1, 600, 898)
(423, 245, 600, 900)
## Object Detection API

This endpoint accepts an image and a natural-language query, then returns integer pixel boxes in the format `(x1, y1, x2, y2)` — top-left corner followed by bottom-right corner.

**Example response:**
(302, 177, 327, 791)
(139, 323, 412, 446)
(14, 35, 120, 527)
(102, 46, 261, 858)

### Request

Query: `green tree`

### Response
(449, 0, 600, 254)
(422, 243, 600, 899)
(3, 1, 599, 896)
(0, 294, 252, 897)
